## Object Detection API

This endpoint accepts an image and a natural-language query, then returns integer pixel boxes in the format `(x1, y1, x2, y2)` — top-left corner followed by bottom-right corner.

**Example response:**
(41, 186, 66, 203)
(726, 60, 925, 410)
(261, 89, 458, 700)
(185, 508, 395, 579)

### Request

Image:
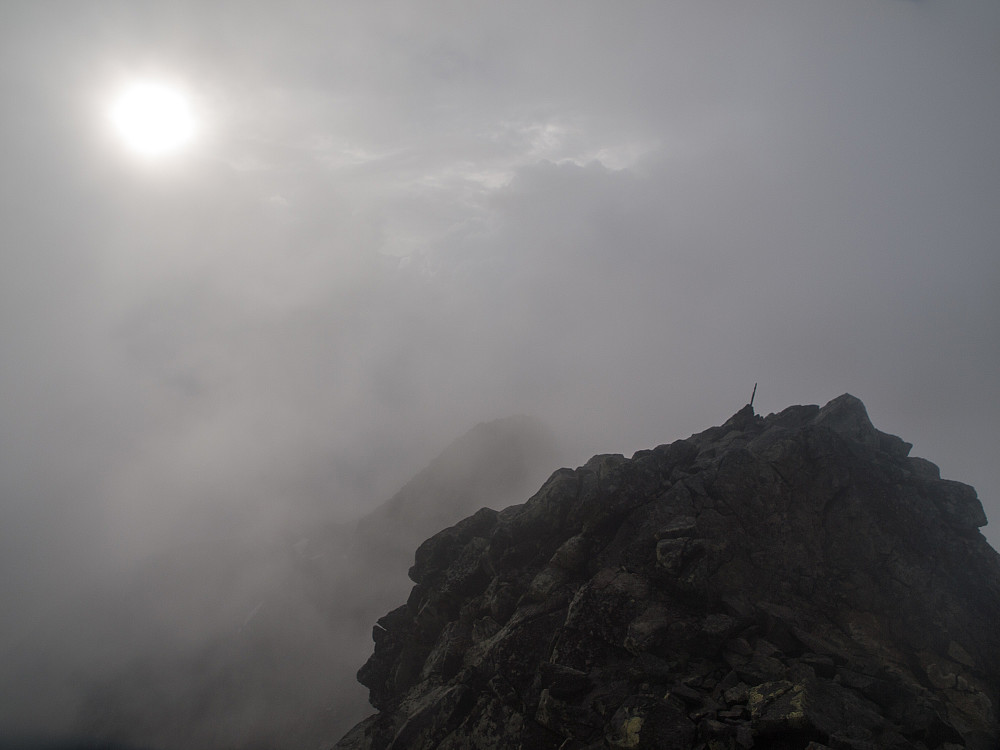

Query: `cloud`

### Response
(0, 7, 999, 740)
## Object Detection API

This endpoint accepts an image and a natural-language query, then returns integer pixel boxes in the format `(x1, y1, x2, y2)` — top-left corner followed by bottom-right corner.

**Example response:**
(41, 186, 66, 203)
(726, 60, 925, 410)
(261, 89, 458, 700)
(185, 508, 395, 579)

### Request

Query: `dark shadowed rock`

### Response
(335, 395, 1000, 750)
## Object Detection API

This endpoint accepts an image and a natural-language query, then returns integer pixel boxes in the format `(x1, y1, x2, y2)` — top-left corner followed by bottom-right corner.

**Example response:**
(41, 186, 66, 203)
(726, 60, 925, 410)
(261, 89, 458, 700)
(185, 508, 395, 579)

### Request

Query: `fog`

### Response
(1, 1, 998, 746)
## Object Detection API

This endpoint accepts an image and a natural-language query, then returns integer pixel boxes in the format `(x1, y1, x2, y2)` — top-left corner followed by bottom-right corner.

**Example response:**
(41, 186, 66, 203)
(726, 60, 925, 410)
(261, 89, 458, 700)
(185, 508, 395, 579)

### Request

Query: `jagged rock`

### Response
(335, 395, 1000, 750)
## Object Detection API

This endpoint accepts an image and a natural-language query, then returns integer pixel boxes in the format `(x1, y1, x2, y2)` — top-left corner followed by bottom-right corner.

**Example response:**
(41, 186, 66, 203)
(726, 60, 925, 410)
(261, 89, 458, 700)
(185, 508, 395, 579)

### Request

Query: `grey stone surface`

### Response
(336, 395, 1000, 750)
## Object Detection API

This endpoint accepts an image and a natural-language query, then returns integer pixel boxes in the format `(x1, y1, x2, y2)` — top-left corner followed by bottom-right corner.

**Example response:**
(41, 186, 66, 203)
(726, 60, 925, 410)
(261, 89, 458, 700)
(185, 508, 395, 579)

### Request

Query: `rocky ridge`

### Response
(336, 395, 1000, 750)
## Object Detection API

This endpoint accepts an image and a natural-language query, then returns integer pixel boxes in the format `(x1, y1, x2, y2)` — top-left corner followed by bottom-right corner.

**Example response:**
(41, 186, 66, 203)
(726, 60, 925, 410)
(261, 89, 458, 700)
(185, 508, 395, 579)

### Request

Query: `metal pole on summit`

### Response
(750, 382, 757, 409)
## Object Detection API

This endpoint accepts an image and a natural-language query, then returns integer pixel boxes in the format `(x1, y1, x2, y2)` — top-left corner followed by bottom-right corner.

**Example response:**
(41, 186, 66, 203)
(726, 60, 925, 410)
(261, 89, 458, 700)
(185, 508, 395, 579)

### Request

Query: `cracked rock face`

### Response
(335, 394, 1000, 750)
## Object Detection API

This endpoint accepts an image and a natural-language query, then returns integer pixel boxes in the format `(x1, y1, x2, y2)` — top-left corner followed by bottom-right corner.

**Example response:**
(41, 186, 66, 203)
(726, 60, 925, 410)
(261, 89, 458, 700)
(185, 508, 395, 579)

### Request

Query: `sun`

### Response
(109, 81, 196, 157)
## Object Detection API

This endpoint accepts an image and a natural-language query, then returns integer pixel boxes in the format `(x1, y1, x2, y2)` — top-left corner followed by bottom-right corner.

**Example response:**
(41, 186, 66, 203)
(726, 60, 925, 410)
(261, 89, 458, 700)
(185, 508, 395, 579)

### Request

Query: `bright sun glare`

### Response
(109, 81, 196, 157)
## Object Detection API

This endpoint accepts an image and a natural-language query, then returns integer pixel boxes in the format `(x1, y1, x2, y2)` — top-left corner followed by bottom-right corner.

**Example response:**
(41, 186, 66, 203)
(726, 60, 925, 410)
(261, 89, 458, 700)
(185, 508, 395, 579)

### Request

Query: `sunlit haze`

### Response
(109, 81, 195, 156)
(1, 2, 999, 747)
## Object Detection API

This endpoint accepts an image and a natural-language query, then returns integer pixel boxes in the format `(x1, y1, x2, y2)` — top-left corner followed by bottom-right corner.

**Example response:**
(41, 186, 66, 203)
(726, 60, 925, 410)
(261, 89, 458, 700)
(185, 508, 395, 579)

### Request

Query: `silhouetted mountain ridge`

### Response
(337, 395, 1000, 750)
(346, 415, 563, 621)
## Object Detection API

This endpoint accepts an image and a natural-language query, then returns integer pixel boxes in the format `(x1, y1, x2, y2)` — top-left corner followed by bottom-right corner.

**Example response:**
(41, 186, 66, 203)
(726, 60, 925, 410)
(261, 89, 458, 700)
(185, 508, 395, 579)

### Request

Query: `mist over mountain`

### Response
(351, 415, 562, 612)
(1, 2, 999, 750)
(339, 395, 1000, 750)
(0, 417, 562, 750)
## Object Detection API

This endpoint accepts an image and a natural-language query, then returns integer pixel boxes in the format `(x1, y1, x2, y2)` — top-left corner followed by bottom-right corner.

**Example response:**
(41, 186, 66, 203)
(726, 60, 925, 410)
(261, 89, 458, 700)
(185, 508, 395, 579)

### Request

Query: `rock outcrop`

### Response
(336, 395, 1000, 750)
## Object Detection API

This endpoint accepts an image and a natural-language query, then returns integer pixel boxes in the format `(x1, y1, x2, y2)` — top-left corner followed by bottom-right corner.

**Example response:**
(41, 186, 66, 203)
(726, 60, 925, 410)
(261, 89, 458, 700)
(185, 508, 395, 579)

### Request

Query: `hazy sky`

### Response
(1, 0, 999, 636)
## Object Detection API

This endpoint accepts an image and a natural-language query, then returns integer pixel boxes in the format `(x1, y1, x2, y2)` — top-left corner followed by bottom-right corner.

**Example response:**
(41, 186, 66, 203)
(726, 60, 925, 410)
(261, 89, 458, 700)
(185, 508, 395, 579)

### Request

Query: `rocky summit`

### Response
(335, 395, 1000, 750)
